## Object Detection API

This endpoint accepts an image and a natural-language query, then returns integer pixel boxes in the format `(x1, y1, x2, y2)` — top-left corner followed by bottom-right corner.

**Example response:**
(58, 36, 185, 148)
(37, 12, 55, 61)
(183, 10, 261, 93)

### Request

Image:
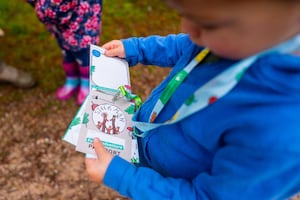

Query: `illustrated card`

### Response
(62, 44, 139, 164)
(62, 98, 89, 146)
(62, 45, 130, 146)
(76, 90, 139, 163)
(89, 44, 130, 91)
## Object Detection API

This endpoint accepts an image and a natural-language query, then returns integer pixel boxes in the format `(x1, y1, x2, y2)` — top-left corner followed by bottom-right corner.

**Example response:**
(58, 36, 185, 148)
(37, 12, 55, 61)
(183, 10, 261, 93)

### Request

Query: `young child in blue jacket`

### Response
(85, 0, 300, 199)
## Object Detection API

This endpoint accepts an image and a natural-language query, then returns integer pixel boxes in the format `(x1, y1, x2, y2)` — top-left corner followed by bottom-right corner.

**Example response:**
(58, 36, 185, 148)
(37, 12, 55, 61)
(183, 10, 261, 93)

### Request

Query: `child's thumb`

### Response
(93, 138, 105, 157)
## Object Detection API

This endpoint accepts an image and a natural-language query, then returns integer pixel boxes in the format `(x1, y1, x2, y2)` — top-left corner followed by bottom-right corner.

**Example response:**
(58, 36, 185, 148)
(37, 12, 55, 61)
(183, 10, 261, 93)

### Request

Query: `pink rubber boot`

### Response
(56, 61, 79, 100)
(77, 66, 89, 105)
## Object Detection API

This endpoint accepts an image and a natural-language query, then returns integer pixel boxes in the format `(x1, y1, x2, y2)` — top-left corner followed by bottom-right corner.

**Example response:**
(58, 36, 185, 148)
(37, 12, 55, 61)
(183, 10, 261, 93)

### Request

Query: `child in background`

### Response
(27, 0, 102, 104)
(85, 0, 300, 199)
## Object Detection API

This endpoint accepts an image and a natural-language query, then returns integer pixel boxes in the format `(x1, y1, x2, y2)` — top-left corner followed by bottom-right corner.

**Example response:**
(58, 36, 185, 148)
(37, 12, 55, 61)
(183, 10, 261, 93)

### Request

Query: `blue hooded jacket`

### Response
(103, 34, 300, 200)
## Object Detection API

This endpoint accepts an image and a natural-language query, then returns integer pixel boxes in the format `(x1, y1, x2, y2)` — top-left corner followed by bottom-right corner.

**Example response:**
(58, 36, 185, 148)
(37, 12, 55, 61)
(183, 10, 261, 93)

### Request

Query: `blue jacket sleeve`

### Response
(121, 33, 193, 67)
(104, 141, 300, 200)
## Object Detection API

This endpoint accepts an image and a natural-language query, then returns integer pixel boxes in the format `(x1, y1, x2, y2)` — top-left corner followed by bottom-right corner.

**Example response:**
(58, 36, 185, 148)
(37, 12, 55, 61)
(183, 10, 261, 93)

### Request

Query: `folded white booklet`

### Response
(62, 44, 139, 164)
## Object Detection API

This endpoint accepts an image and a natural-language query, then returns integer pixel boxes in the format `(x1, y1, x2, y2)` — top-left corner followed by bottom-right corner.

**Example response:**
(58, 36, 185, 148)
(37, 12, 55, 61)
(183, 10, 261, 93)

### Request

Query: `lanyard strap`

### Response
(149, 48, 210, 122)
(133, 34, 300, 137)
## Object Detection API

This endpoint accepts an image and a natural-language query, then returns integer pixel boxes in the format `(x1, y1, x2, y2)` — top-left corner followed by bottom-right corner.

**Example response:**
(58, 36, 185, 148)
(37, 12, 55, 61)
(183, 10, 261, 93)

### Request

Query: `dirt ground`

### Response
(0, 65, 170, 200)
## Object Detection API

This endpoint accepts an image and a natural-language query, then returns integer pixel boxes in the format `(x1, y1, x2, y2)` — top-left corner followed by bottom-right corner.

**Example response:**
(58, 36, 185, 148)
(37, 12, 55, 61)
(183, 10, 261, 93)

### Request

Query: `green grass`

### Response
(0, 0, 179, 104)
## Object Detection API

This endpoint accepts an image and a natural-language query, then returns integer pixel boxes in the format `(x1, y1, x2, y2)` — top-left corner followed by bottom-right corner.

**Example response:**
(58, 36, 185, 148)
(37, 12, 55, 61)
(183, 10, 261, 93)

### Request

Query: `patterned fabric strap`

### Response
(133, 34, 300, 137)
(148, 48, 210, 123)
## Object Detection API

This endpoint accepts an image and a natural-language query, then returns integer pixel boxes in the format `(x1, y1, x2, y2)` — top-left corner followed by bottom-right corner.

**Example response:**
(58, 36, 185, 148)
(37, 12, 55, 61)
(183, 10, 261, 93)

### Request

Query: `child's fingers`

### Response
(101, 41, 114, 50)
(93, 138, 106, 157)
(102, 40, 119, 51)
(105, 48, 124, 58)
(85, 157, 95, 168)
(102, 40, 125, 58)
(85, 158, 103, 183)
(93, 138, 114, 172)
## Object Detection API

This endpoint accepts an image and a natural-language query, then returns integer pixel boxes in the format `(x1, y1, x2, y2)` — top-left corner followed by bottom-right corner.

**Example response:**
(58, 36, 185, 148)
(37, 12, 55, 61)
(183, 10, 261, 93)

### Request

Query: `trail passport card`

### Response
(63, 44, 139, 164)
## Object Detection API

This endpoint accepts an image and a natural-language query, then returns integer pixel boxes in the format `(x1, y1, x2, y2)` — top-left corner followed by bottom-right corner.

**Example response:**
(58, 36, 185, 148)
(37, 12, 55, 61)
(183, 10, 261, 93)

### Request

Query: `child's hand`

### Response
(102, 40, 126, 58)
(85, 138, 113, 184)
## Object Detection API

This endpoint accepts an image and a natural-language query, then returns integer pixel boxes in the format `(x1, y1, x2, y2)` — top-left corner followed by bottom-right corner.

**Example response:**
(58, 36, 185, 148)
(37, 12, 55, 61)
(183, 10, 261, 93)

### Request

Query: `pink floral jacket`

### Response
(27, 0, 102, 51)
